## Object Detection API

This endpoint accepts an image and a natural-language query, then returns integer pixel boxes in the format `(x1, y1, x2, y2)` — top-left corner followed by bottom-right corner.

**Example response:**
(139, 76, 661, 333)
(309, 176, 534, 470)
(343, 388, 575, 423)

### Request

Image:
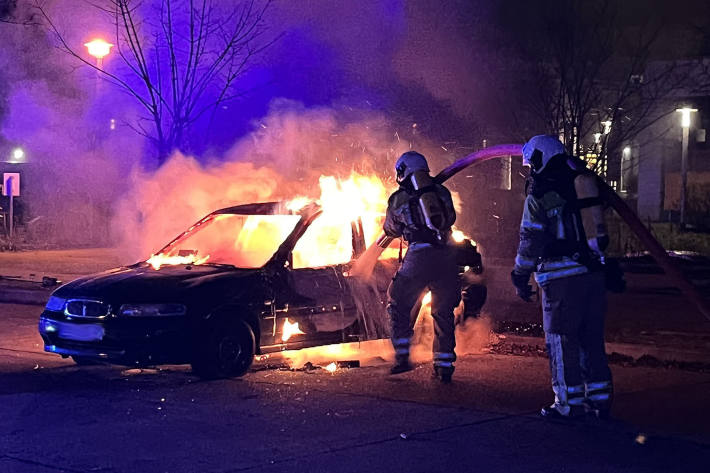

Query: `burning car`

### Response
(38, 192, 487, 378)
(38, 200, 398, 378)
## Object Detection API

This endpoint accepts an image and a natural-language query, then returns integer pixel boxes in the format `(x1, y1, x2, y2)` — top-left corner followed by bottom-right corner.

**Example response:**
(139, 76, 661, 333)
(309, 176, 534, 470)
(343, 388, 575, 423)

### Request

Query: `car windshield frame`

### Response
(150, 201, 322, 269)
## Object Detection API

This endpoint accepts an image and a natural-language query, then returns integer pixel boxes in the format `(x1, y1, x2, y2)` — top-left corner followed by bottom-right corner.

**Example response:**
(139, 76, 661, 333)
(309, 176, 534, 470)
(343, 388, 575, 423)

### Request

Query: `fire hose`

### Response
(351, 143, 710, 322)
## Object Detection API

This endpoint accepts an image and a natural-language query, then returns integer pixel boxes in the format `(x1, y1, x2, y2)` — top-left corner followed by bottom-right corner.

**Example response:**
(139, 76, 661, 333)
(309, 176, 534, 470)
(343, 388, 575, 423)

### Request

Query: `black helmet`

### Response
(395, 151, 429, 183)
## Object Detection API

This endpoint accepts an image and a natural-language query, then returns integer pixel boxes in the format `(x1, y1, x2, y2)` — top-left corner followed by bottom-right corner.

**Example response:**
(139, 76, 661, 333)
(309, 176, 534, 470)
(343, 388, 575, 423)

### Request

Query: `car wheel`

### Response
(71, 356, 99, 366)
(192, 317, 255, 379)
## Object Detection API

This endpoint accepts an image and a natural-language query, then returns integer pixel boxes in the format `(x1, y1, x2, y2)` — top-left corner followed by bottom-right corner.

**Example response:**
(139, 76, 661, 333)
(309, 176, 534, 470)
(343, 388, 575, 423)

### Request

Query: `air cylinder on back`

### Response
(410, 171, 447, 240)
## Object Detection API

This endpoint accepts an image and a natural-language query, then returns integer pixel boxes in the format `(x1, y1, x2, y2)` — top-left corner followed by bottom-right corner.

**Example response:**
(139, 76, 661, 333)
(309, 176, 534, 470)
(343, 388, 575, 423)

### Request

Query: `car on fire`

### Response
(38, 201, 400, 378)
(38, 200, 485, 378)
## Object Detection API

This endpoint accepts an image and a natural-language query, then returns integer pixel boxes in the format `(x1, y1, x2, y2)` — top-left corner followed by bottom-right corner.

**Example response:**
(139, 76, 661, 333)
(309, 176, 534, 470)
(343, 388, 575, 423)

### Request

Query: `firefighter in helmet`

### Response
(511, 135, 613, 418)
(380, 151, 460, 383)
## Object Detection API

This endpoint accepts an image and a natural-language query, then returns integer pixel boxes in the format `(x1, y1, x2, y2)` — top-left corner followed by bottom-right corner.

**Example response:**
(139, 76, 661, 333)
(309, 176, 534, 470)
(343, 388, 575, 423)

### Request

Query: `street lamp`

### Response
(84, 38, 113, 68)
(620, 146, 631, 192)
(676, 107, 698, 228)
(602, 120, 612, 135)
(11, 147, 25, 163)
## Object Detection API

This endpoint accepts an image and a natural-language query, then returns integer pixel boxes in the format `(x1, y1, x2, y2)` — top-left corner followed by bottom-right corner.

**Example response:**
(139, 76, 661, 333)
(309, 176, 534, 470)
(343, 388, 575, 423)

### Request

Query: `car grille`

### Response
(65, 299, 110, 318)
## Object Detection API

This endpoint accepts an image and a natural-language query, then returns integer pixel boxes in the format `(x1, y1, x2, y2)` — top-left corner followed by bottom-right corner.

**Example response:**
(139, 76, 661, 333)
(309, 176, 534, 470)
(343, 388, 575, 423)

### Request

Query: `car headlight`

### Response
(119, 304, 187, 317)
(45, 296, 66, 312)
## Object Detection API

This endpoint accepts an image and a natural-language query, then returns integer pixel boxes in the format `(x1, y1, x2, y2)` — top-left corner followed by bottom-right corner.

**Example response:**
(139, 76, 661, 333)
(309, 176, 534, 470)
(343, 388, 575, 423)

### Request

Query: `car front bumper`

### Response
(38, 312, 190, 366)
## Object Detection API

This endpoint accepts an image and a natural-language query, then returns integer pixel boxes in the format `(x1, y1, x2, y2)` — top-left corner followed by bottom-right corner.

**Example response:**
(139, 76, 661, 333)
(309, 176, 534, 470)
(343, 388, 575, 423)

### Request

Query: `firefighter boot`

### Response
(432, 365, 453, 384)
(390, 355, 413, 375)
(540, 404, 585, 420)
(582, 399, 611, 420)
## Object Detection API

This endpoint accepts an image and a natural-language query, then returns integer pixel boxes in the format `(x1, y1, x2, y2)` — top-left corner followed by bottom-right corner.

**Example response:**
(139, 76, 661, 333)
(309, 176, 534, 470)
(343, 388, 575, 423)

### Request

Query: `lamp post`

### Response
(676, 107, 698, 229)
(84, 39, 113, 148)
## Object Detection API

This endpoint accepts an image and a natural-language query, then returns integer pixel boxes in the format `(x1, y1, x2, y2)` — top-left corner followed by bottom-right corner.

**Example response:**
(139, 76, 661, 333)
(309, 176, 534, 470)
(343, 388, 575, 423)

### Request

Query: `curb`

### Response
(498, 334, 710, 366)
(0, 285, 52, 306)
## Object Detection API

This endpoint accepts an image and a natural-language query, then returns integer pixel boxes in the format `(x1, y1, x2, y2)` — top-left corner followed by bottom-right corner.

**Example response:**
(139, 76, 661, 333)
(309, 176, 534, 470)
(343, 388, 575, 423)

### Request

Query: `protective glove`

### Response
(510, 270, 533, 302)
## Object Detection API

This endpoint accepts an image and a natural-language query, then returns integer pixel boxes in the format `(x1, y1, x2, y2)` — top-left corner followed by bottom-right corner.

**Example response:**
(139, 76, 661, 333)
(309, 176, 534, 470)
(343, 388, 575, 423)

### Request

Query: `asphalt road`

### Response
(1, 303, 709, 473)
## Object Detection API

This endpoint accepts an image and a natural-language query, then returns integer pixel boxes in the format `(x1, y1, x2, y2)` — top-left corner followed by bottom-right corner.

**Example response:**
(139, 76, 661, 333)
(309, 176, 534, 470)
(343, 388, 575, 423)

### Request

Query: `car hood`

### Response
(53, 264, 265, 305)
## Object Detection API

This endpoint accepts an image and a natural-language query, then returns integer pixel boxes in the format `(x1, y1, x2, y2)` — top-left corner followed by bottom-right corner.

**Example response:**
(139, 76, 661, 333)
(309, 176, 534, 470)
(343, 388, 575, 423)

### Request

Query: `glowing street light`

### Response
(84, 38, 113, 67)
(676, 107, 698, 228)
(677, 107, 697, 128)
(11, 147, 25, 162)
(602, 120, 612, 135)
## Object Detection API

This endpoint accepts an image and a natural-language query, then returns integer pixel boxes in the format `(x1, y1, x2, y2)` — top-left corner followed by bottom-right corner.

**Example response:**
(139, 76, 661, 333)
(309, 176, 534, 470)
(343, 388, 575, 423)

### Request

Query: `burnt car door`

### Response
(268, 216, 361, 349)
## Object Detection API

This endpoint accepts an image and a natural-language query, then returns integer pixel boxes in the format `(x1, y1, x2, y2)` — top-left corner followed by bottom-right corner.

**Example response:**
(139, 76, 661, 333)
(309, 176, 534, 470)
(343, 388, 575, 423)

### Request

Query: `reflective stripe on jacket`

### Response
(534, 257, 588, 284)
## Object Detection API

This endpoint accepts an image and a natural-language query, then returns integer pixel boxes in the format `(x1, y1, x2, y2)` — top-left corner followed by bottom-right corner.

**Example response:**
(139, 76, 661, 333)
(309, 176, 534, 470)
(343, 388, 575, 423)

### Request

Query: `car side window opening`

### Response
(292, 217, 354, 269)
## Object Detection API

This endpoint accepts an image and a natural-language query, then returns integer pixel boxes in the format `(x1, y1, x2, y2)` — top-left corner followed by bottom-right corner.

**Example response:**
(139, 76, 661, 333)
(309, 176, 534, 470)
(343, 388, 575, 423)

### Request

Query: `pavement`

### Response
(1, 302, 709, 472)
(2, 248, 710, 365)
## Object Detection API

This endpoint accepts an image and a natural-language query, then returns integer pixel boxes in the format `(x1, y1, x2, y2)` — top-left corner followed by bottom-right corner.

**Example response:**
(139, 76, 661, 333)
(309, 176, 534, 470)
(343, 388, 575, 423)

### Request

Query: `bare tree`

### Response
(519, 0, 691, 176)
(1, 0, 41, 24)
(0, 0, 16, 20)
(36, 0, 272, 166)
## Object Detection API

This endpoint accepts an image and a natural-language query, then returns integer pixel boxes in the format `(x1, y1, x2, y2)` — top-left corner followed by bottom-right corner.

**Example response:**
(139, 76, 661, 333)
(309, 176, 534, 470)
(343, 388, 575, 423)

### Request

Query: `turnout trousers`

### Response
(387, 244, 461, 371)
(540, 271, 613, 414)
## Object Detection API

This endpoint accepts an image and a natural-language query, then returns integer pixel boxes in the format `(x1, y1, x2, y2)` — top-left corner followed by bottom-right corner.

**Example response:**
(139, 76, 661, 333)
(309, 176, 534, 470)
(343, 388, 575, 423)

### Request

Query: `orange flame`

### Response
(289, 172, 396, 268)
(282, 319, 305, 342)
(422, 291, 432, 306)
(147, 252, 210, 270)
(145, 171, 400, 270)
(324, 362, 337, 373)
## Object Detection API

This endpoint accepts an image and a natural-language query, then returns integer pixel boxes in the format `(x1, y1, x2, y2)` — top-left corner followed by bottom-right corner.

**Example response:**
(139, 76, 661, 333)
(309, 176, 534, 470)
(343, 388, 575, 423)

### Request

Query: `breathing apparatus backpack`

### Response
(528, 162, 608, 270)
(407, 170, 449, 242)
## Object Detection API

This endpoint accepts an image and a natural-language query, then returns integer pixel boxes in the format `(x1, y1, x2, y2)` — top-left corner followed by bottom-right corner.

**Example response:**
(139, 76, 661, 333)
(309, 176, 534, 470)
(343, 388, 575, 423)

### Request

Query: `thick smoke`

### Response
(113, 100, 461, 261)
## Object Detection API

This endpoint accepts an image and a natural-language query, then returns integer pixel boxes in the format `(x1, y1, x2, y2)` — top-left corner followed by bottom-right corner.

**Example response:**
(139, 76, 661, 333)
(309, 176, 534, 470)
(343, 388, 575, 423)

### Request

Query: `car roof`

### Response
(213, 201, 320, 217)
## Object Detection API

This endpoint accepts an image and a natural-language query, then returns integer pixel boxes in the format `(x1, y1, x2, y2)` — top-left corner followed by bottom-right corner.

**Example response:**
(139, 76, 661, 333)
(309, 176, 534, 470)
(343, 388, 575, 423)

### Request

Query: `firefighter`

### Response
(511, 135, 613, 419)
(381, 151, 460, 383)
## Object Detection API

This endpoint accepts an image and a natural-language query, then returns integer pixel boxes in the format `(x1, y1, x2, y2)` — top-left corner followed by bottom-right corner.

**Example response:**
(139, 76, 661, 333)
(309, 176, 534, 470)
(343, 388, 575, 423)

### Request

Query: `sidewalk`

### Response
(1, 248, 710, 366)
(0, 248, 129, 305)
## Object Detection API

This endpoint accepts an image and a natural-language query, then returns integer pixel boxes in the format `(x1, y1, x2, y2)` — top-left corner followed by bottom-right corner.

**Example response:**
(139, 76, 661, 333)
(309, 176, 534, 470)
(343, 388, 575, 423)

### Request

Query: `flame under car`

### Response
(38, 201, 394, 378)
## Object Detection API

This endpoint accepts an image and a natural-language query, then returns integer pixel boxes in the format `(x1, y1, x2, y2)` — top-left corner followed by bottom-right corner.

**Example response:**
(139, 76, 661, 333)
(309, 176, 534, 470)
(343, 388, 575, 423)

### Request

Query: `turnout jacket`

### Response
(384, 183, 456, 245)
(513, 186, 591, 285)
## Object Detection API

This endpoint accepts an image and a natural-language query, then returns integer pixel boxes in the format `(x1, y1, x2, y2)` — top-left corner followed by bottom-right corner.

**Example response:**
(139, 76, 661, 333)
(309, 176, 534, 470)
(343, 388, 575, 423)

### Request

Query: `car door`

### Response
(271, 218, 357, 347)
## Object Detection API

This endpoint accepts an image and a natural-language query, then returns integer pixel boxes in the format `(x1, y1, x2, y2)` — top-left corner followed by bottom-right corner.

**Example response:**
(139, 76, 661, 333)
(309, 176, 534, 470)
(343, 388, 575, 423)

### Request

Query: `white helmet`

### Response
(522, 135, 566, 173)
(395, 151, 429, 183)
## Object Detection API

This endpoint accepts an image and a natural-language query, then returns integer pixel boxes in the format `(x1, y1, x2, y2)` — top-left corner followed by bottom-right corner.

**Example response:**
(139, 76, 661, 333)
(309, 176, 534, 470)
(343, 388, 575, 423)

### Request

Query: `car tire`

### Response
(191, 317, 255, 379)
(71, 356, 99, 366)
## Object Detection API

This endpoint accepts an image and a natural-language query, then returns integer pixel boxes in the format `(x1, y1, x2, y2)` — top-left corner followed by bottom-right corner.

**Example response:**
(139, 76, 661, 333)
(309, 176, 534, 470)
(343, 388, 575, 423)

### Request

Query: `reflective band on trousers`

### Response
(434, 352, 455, 360)
(567, 384, 585, 406)
(568, 391, 585, 406)
(395, 348, 409, 356)
(586, 381, 612, 391)
(393, 338, 409, 346)
(435, 361, 453, 368)
(588, 392, 611, 402)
